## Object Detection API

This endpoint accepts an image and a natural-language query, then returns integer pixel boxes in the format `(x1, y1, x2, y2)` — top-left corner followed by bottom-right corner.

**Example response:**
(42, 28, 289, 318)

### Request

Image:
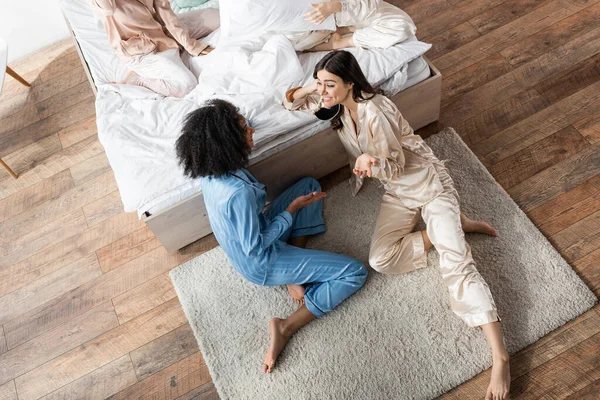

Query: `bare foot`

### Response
(329, 32, 354, 50)
(461, 213, 499, 237)
(262, 318, 290, 373)
(286, 284, 305, 305)
(485, 355, 510, 400)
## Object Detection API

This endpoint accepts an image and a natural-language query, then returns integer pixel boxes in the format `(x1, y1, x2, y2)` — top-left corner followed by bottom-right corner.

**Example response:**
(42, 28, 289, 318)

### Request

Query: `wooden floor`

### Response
(0, 0, 599, 398)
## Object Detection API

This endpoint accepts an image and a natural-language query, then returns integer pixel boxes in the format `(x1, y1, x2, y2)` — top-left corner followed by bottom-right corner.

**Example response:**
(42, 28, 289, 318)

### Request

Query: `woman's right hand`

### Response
(286, 191, 327, 214)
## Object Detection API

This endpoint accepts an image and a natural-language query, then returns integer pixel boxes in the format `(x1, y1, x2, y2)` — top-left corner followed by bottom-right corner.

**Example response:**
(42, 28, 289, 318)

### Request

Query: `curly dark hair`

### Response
(313, 50, 382, 130)
(175, 99, 250, 178)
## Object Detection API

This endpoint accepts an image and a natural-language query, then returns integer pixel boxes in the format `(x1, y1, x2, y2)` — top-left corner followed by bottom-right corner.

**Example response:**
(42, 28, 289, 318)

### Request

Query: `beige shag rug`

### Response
(170, 129, 597, 400)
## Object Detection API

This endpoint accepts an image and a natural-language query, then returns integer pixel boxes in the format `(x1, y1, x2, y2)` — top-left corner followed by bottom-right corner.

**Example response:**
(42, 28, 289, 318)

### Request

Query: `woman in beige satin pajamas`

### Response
(285, 0, 417, 52)
(284, 51, 511, 400)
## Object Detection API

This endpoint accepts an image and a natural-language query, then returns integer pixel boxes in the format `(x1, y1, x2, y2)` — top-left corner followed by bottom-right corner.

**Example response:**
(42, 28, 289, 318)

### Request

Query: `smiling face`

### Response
(240, 117, 255, 149)
(316, 69, 353, 109)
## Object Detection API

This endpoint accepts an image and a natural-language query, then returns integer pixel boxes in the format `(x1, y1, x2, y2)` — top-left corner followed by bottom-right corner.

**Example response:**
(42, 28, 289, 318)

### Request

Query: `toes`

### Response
(485, 390, 493, 400)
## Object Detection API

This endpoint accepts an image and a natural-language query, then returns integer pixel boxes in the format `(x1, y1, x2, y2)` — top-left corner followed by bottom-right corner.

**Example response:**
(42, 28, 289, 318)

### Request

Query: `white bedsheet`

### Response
(61, 0, 431, 214)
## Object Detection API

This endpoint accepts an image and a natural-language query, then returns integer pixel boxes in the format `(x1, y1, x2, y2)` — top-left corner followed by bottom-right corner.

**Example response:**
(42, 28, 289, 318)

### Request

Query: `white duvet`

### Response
(61, 0, 431, 213)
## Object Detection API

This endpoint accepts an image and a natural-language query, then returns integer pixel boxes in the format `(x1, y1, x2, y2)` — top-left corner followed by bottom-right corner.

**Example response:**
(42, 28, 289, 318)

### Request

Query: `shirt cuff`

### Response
(280, 211, 293, 227)
(189, 41, 209, 56)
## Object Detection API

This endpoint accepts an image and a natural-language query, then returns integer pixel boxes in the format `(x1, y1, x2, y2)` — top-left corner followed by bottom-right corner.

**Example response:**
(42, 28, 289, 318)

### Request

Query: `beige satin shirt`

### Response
(285, 90, 444, 209)
(91, 0, 208, 59)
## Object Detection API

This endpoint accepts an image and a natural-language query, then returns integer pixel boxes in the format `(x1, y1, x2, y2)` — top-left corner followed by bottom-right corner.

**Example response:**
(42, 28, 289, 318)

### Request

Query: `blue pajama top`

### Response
(200, 169, 293, 284)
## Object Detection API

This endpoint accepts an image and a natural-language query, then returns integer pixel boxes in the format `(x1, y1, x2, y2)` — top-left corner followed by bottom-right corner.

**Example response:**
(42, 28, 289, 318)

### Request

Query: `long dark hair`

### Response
(313, 50, 382, 130)
(176, 99, 251, 178)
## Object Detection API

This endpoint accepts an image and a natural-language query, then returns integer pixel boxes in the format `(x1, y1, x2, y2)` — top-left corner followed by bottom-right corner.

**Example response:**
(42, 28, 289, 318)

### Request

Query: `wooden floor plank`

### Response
(500, 2, 600, 67)
(433, 0, 589, 76)
(7, 39, 75, 79)
(173, 382, 218, 400)
(565, 375, 600, 399)
(38, 48, 80, 84)
(0, 68, 87, 122)
(400, 0, 453, 24)
(536, 53, 600, 105)
(2, 241, 201, 349)
(0, 134, 63, 185)
(415, 0, 506, 39)
(0, 104, 40, 137)
(69, 152, 112, 187)
(0, 328, 6, 356)
(572, 249, 600, 294)
(551, 208, 600, 263)
(95, 226, 161, 273)
(507, 145, 600, 212)
(107, 352, 211, 400)
(0, 381, 17, 400)
(57, 117, 97, 149)
(575, 111, 600, 145)
(0, 301, 118, 385)
(474, 80, 600, 165)
(36, 355, 138, 400)
(455, 89, 551, 146)
(0, 170, 117, 242)
(441, 26, 600, 128)
(0, 209, 88, 270)
(0, 136, 104, 199)
(112, 273, 176, 324)
(0, 169, 73, 224)
(509, 332, 600, 398)
(36, 81, 94, 121)
(468, 0, 553, 36)
(530, 176, 600, 237)
(489, 126, 589, 189)
(0, 211, 143, 300)
(83, 191, 124, 227)
(14, 299, 187, 400)
(422, 22, 481, 61)
(0, 254, 101, 326)
(440, 53, 513, 107)
(130, 323, 198, 381)
(0, 96, 96, 159)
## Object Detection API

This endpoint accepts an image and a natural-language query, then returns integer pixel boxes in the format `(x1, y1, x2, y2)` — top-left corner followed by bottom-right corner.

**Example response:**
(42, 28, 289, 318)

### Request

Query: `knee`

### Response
(298, 176, 321, 192)
(349, 259, 368, 286)
(368, 247, 413, 275)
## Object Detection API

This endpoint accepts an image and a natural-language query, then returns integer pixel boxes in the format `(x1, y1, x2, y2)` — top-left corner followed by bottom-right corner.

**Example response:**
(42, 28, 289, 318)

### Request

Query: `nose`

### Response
(318, 85, 326, 96)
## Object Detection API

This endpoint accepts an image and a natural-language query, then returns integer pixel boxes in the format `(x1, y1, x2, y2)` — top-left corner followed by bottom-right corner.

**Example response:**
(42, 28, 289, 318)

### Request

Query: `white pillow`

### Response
(219, 0, 336, 46)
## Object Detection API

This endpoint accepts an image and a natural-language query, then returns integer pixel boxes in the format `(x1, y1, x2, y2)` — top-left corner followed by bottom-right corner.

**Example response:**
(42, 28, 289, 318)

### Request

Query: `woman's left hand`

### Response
(353, 153, 378, 178)
(305, 2, 340, 25)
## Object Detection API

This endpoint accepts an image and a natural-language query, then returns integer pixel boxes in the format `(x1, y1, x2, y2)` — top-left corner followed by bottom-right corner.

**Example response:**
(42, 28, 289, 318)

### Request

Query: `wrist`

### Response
(331, 1, 343, 13)
(286, 205, 297, 214)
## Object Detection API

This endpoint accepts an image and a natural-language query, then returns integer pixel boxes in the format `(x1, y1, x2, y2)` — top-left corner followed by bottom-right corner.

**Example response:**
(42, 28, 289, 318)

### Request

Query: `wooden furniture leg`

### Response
(6, 66, 31, 87)
(0, 159, 18, 179)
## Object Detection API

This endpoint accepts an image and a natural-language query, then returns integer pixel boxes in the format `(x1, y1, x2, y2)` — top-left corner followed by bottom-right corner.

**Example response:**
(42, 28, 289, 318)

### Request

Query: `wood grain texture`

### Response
(0, 253, 101, 326)
(468, 0, 553, 35)
(489, 126, 589, 189)
(57, 117, 97, 149)
(82, 190, 124, 227)
(0, 211, 143, 299)
(0, 302, 118, 383)
(0, 381, 17, 400)
(474, 80, 600, 165)
(507, 145, 600, 212)
(527, 174, 600, 237)
(14, 299, 187, 400)
(536, 52, 600, 104)
(95, 226, 161, 273)
(572, 249, 600, 294)
(107, 352, 211, 400)
(575, 111, 600, 145)
(37, 355, 138, 400)
(112, 273, 176, 324)
(433, 0, 589, 76)
(69, 152, 111, 186)
(0, 169, 73, 224)
(500, 2, 600, 67)
(551, 208, 600, 262)
(130, 323, 199, 381)
(423, 22, 481, 61)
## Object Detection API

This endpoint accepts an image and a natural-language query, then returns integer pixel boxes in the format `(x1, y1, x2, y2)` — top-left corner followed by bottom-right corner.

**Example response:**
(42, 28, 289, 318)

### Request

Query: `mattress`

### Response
(60, 0, 432, 215)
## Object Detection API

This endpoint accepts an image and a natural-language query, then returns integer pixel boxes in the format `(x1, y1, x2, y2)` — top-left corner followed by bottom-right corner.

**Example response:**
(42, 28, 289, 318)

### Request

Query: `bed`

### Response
(60, 0, 442, 252)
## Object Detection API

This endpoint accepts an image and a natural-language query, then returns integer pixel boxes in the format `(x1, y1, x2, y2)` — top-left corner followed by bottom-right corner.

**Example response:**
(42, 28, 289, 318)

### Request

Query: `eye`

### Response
(327, 84, 335, 88)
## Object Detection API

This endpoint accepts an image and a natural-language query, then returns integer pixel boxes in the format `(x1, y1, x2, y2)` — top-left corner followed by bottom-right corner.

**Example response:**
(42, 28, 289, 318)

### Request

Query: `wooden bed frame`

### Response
(62, 11, 442, 253)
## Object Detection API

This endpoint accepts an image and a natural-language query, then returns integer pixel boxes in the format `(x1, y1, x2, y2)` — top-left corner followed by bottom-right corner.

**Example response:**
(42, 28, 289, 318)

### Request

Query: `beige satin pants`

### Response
(369, 165, 499, 327)
(285, 2, 416, 51)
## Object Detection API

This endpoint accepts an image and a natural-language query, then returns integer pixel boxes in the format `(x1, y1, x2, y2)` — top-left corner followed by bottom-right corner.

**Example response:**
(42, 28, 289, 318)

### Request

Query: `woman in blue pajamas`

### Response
(175, 99, 367, 373)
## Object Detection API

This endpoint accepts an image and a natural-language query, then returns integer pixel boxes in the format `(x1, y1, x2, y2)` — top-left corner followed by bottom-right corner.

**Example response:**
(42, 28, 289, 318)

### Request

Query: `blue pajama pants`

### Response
(263, 178, 368, 318)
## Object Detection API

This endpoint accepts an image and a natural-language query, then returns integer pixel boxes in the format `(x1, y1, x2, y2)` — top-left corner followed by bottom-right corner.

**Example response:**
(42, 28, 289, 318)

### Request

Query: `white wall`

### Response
(0, 0, 70, 64)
